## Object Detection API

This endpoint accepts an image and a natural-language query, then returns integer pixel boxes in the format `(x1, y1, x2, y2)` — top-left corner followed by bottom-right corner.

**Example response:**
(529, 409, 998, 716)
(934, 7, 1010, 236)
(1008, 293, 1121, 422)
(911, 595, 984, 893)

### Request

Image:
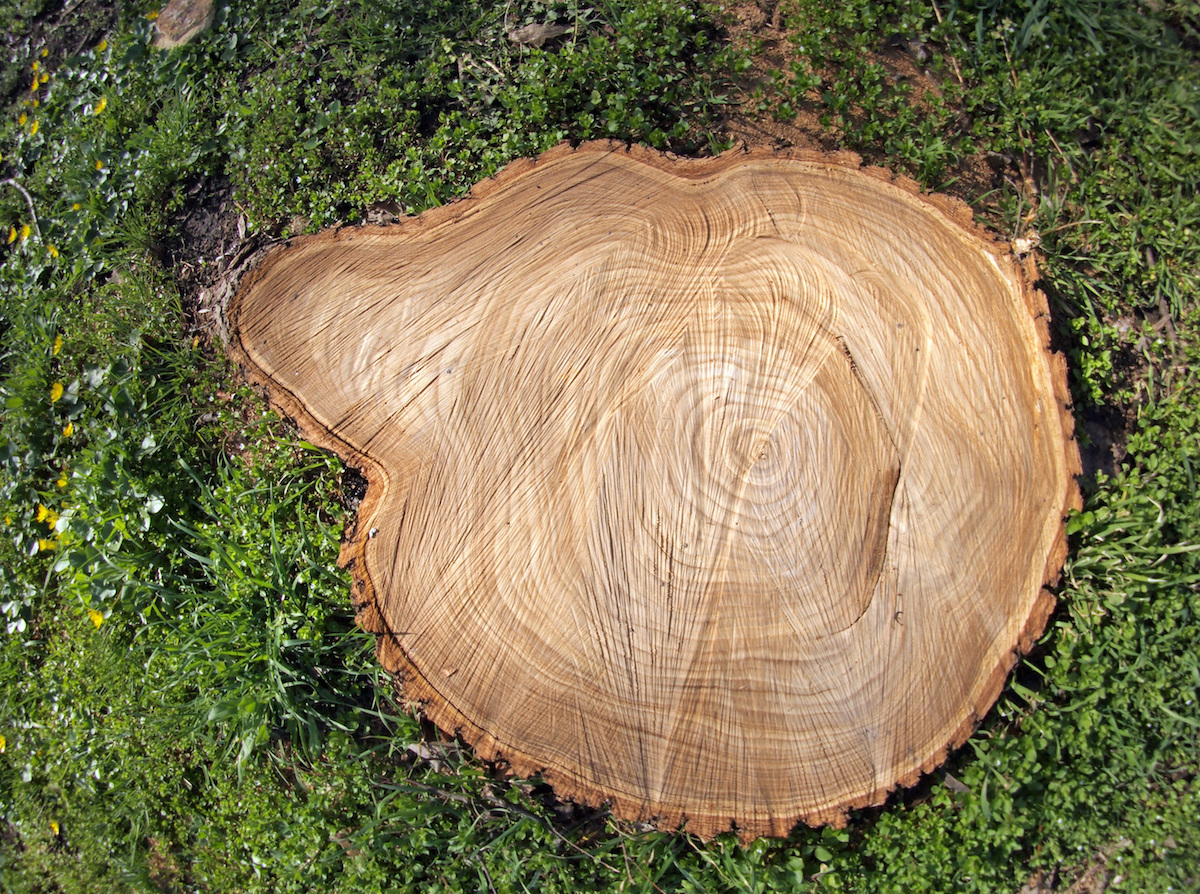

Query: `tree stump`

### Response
(230, 142, 1081, 840)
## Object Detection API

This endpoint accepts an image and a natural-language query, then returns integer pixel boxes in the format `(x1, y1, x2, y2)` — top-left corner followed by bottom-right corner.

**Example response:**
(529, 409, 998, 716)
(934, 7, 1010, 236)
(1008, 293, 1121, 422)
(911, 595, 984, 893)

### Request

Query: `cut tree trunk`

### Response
(229, 142, 1081, 841)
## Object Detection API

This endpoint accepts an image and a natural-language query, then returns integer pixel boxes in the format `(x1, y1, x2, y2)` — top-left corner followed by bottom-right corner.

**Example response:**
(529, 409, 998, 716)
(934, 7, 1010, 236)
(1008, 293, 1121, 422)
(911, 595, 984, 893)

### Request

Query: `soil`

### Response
(162, 174, 265, 348)
(716, 1, 1007, 210)
(145, 836, 185, 893)
(2, 0, 118, 108)
(0, 818, 21, 854)
(1018, 835, 1158, 894)
(716, 2, 843, 155)
(338, 465, 369, 513)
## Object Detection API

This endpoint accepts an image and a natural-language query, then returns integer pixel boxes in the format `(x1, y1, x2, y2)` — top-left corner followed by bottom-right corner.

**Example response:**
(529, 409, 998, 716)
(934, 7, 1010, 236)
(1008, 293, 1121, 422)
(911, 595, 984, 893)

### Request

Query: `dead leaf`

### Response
(944, 772, 970, 794)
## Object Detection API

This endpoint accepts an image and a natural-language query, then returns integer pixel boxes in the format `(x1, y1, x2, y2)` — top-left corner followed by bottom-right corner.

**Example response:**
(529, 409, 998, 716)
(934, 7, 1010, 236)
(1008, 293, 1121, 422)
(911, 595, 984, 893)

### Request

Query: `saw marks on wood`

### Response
(231, 142, 1080, 840)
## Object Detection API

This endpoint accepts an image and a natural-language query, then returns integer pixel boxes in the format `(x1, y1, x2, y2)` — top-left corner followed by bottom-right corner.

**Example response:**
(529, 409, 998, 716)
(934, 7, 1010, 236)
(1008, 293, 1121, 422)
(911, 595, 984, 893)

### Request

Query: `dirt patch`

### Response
(2, 0, 118, 109)
(1046, 299, 1168, 482)
(716, 2, 1012, 211)
(1076, 336, 1144, 480)
(162, 174, 262, 347)
(717, 2, 837, 153)
(145, 836, 185, 893)
(339, 465, 369, 513)
(1018, 836, 1152, 893)
(0, 818, 22, 854)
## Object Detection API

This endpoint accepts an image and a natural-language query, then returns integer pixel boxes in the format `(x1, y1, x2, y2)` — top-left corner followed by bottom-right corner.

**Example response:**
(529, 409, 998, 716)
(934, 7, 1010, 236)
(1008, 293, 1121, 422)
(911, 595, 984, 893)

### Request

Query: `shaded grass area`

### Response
(0, 0, 1197, 890)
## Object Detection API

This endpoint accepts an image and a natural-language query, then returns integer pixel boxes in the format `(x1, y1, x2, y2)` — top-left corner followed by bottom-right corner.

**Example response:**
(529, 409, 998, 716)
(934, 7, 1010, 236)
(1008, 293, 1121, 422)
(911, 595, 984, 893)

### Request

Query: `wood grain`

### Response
(230, 142, 1081, 840)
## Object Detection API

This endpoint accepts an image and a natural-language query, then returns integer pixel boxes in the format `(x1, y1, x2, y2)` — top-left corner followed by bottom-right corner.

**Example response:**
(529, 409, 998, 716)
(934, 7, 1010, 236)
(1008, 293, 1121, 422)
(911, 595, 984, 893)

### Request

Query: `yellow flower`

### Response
(47, 244, 58, 258)
(19, 224, 31, 241)
(0, 734, 5, 752)
(72, 203, 81, 211)
(147, 9, 159, 18)
(50, 382, 63, 401)
(37, 538, 56, 552)
(37, 504, 58, 529)
(56, 473, 68, 488)
(31, 61, 38, 72)
(17, 112, 26, 125)
(39, 73, 48, 84)
(53, 335, 62, 355)
(36, 503, 50, 522)
(94, 96, 107, 115)
(49, 820, 59, 836)
(95, 159, 104, 170)
(96, 39, 107, 52)
(62, 421, 73, 437)
(29, 120, 38, 135)
(41, 48, 48, 57)
(6, 227, 15, 244)
(88, 610, 104, 629)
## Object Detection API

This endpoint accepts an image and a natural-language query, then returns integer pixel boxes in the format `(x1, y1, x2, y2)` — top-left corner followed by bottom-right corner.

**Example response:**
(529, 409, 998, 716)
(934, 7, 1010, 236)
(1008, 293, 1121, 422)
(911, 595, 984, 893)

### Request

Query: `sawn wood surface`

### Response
(229, 141, 1081, 840)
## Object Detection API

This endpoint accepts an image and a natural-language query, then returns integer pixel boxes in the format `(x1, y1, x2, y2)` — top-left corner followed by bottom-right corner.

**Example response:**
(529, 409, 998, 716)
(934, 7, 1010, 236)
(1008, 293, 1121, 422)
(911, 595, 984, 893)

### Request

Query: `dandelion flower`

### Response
(50, 382, 63, 401)
(88, 610, 104, 629)
(53, 335, 62, 355)
(62, 421, 73, 437)
(47, 244, 58, 258)
(19, 224, 30, 241)
(94, 96, 107, 115)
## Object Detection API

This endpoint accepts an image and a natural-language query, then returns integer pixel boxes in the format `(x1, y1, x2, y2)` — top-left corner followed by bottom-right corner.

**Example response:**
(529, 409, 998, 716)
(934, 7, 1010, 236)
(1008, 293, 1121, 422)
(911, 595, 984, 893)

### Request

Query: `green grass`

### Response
(1, 0, 1198, 891)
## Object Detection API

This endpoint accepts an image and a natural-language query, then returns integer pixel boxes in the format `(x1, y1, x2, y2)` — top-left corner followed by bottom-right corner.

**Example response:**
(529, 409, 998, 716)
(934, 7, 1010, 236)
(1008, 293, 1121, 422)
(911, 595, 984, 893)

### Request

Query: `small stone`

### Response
(507, 22, 572, 48)
(152, 0, 215, 50)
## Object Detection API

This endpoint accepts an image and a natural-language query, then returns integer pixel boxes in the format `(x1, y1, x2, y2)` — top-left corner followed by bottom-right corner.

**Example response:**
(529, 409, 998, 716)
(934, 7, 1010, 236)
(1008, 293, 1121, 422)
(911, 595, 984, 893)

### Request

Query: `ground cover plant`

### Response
(0, 0, 1197, 891)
